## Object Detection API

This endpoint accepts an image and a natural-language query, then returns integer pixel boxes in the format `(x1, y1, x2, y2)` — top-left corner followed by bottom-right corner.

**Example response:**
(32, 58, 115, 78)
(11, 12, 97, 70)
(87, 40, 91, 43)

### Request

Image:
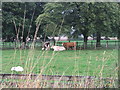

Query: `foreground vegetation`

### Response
(2, 49, 118, 78)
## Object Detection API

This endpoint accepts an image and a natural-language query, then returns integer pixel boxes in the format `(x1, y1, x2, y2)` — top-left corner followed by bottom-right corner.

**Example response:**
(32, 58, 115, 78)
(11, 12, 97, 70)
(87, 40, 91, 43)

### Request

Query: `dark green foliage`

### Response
(2, 2, 45, 42)
(2, 2, 119, 45)
(36, 2, 119, 48)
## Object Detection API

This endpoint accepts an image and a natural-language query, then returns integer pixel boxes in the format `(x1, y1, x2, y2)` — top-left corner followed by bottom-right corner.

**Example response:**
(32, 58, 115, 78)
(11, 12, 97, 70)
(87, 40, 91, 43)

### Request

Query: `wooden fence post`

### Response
(106, 41, 108, 48)
(115, 41, 116, 46)
(15, 42, 16, 48)
(95, 43, 96, 49)
(9, 42, 11, 48)
(91, 41, 93, 48)
(76, 42, 78, 49)
(34, 42, 36, 48)
(3, 42, 4, 48)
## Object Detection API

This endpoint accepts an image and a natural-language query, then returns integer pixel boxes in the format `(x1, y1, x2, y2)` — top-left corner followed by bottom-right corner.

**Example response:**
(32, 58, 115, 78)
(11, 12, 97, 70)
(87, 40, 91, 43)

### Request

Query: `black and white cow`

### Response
(42, 42, 50, 50)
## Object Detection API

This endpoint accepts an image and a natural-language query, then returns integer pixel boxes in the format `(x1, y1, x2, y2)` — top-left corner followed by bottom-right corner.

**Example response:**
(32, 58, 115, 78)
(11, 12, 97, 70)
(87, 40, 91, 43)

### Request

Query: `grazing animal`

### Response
(62, 42, 76, 50)
(42, 42, 50, 50)
(51, 46, 66, 51)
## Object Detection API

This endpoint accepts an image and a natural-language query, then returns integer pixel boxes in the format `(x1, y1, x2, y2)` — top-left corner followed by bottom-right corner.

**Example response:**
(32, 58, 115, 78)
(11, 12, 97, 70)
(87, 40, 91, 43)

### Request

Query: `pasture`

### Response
(2, 49, 118, 78)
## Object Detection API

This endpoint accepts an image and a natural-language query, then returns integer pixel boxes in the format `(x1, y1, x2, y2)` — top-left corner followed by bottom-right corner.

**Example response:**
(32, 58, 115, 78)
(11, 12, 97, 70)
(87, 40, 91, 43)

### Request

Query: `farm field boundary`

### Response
(0, 74, 118, 88)
(0, 40, 119, 50)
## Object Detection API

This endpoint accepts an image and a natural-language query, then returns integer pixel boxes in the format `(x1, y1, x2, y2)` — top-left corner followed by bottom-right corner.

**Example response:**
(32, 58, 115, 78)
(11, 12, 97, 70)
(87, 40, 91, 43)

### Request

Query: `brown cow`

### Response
(62, 42, 76, 50)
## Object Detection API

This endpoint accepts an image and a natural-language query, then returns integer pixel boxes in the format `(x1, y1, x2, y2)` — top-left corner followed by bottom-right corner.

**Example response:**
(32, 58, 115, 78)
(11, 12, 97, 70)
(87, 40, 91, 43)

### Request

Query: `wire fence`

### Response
(0, 40, 119, 50)
(57, 40, 119, 49)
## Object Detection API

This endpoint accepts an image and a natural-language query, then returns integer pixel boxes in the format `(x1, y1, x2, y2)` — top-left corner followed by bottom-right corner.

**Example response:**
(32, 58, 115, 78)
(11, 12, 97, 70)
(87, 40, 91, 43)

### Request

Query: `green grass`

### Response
(2, 49, 118, 78)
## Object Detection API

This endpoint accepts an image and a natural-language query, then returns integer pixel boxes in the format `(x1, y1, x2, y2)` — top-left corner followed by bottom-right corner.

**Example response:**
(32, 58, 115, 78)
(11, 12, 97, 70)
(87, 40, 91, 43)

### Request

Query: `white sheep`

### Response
(11, 66, 24, 72)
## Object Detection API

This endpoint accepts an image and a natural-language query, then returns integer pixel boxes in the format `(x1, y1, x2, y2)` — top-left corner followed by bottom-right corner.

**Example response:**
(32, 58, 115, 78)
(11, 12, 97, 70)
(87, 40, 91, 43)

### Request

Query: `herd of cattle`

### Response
(42, 42, 76, 51)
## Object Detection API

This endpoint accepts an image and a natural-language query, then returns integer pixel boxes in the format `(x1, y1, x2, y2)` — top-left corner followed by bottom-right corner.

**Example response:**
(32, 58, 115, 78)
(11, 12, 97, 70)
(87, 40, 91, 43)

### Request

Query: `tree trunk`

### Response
(118, 30, 120, 40)
(68, 38, 70, 42)
(58, 36, 61, 41)
(93, 33, 96, 40)
(21, 42, 25, 49)
(96, 31, 101, 47)
(20, 35, 27, 49)
(118, 31, 120, 50)
(83, 34, 88, 49)
(53, 37, 56, 46)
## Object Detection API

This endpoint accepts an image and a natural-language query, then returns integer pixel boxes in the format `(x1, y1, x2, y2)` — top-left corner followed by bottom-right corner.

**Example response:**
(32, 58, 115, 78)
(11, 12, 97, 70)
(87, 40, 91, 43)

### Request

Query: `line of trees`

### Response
(36, 2, 120, 49)
(2, 2, 120, 49)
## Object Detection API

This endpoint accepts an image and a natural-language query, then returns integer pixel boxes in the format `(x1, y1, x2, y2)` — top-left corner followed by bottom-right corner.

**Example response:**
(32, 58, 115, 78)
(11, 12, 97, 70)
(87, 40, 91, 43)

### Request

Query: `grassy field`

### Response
(2, 48, 118, 78)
